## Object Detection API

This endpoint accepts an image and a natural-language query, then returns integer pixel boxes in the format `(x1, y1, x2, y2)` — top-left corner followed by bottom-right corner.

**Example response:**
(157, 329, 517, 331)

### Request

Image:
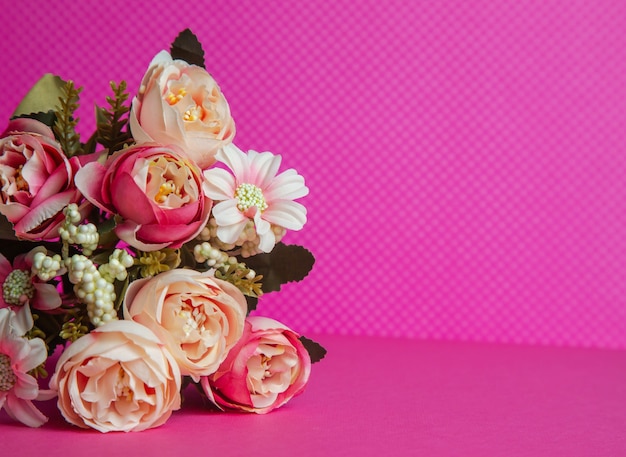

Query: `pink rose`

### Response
(129, 51, 235, 169)
(201, 316, 311, 414)
(123, 268, 247, 382)
(0, 118, 85, 240)
(50, 320, 181, 433)
(75, 143, 212, 251)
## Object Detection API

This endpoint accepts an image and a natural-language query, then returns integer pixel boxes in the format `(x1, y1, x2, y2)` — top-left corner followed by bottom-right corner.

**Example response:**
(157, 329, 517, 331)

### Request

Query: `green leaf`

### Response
(12, 74, 66, 119)
(16, 111, 57, 128)
(299, 336, 327, 364)
(53, 81, 83, 156)
(94, 81, 132, 153)
(96, 215, 117, 235)
(0, 214, 17, 241)
(242, 243, 315, 293)
(170, 28, 205, 68)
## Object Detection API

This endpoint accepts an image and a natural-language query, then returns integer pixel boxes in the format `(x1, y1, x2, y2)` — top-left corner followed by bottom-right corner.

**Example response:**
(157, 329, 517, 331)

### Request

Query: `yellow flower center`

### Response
(166, 88, 187, 105)
(115, 367, 133, 401)
(178, 303, 207, 338)
(183, 105, 203, 122)
(235, 183, 268, 213)
(0, 354, 17, 392)
(154, 181, 179, 204)
(15, 165, 29, 192)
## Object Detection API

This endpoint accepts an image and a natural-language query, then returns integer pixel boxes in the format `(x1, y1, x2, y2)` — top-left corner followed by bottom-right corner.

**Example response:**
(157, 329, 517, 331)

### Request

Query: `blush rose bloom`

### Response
(130, 51, 235, 170)
(123, 268, 247, 382)
(201, 316, 311, 414)
(75, 143, 212, 251)
(50, 320, 181, 433)
(0, 118, 86, 240)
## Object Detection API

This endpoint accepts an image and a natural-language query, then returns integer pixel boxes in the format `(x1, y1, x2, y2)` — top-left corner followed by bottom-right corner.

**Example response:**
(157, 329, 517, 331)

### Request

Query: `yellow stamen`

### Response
(166, 88, 187, 105)
(183, 106, 202, 122)
(154, 181, 178, 203)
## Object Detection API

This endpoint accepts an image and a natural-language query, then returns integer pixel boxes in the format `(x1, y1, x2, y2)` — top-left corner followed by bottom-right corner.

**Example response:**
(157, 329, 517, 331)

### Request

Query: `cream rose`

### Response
(129, 51, 235, 169)
(50, 320, 181, 433)
(123, 268, 247, 381)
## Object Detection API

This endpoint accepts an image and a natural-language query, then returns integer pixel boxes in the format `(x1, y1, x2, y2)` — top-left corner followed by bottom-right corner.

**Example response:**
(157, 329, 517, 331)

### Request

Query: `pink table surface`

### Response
(2, 335, 625, 456)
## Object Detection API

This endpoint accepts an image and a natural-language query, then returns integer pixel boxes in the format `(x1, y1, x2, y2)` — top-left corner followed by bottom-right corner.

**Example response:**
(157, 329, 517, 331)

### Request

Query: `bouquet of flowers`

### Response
(0, 30, 325, 432)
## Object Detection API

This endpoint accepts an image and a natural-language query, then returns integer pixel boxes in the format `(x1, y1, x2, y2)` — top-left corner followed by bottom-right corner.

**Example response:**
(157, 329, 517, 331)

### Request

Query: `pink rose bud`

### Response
(0, 119, 87, 240)
(75, 143, 212, 251)
(202, 316, 311, 414)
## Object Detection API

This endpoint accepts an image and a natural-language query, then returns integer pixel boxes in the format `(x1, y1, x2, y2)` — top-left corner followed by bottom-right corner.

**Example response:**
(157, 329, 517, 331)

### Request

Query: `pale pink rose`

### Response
(130, 51, 235, 169)
(50, 320, 181, 433)
(123, 269, 247, 382)
(201, 316, 311, 414)
(0, 307, 56, 428)
(0, 118, 86, 240)
(75, 143, 212, 251)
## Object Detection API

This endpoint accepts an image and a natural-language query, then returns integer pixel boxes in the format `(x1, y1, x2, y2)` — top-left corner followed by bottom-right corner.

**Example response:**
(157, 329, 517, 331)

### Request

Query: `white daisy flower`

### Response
(203, 144, 308, 253)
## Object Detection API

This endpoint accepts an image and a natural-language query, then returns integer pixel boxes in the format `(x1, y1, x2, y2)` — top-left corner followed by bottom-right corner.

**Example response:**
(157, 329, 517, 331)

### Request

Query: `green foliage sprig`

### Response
(93, 81, 133, 153)
(53, 81, 83, 157)
(215, 263, 264, 298)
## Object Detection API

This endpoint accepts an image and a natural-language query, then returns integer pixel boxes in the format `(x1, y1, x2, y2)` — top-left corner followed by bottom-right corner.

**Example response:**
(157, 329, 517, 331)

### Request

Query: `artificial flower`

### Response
(203, 144, 308, 253)
(0, 246, 62, 312)
(0, 29, 321, 433)
(201, 316, 311, 414)
(0, 307, 55, 427)
(50, 320, 181, 432)
(123, 268, 247, 382)
(129, 51, 235, 169)
(0, 118, 87, 240)
(75, 143, 212, 251)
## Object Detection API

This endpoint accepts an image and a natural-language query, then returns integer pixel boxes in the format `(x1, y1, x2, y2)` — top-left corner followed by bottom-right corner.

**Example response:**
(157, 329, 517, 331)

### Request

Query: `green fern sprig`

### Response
(53, 81, 83, 157)
(215, 264, 264, 298)
(95, 81, 133, 153)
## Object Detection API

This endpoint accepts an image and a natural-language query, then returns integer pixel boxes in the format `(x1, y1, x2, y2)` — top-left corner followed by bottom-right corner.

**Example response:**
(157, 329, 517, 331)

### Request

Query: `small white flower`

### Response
(203, 144, 308, 253)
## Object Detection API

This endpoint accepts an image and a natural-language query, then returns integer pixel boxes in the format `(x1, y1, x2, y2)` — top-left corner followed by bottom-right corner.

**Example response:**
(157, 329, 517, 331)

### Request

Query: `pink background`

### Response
(2, 0, 626, 349)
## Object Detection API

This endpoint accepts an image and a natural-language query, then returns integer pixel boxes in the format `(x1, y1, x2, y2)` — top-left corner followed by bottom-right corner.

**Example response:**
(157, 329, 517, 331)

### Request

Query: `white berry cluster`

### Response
(64, 250, 133, 327)
(198, 218, 286, 258)
(193, 242, 234, 268)
(99, 249, 134, 282)
(31, 249, 65, 281)
(59, 204, 99, 256)
(193, 242, 257, 281)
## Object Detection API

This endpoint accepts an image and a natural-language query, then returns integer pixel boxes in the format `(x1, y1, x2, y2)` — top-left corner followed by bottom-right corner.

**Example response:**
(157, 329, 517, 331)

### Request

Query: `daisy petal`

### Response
(265, 169, 309, 200)
(257, 228, 276, 253)
(248, 150, 281, 188)
(32, 283, 62, 311)
(263, 201, 307, 230)
(216, 144, 247, 179)
(203, 168, 236, 200)
(11, 306, 34, 336)
(212, 199, 246, 227)
(217, 221, 248, 244)
(5, 396, 48, 428)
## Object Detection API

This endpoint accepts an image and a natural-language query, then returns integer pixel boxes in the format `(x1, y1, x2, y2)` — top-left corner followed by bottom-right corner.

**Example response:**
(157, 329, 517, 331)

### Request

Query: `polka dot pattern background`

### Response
(2, 0, 626, 348)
